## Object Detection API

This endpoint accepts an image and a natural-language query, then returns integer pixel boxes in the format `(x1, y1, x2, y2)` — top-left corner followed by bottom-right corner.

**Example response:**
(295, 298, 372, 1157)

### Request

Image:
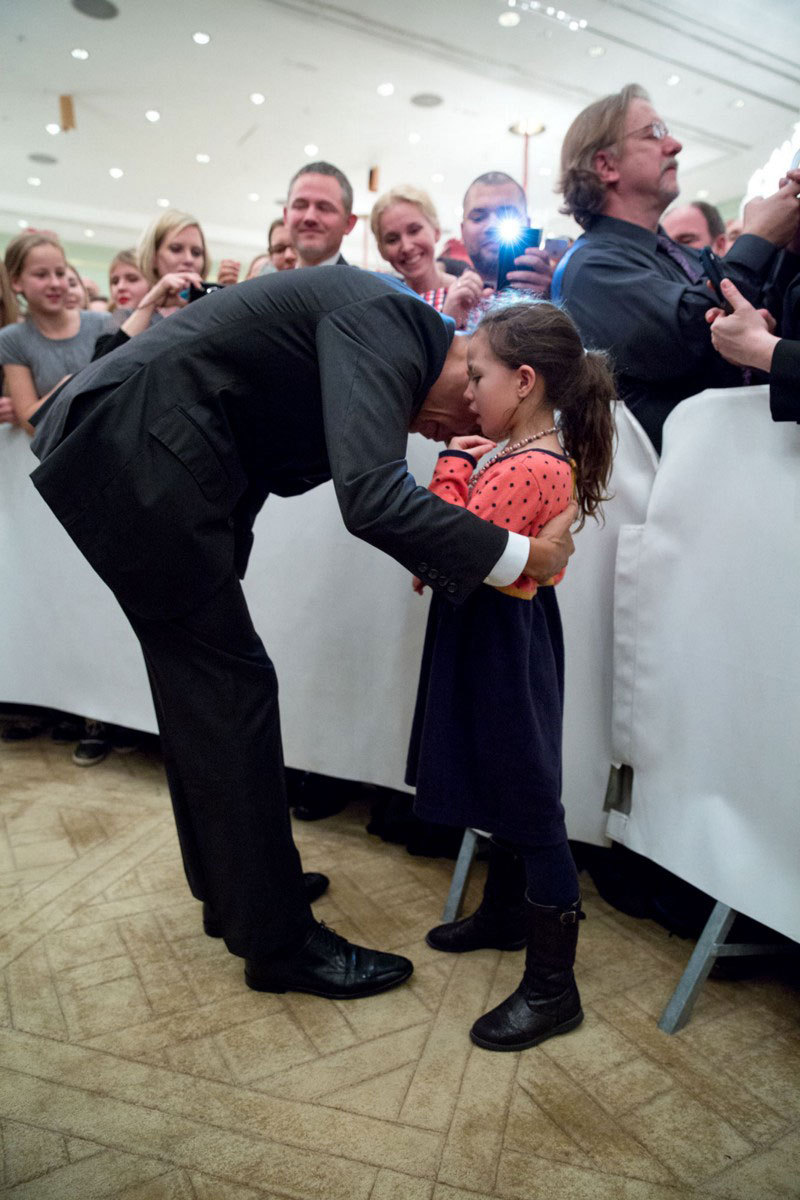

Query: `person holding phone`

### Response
(459, 172, 554, 330)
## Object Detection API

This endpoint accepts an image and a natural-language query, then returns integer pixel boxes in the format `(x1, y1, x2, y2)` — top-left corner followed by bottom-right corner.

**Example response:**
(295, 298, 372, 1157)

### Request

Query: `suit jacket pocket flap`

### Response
(149, 405, 242, 502)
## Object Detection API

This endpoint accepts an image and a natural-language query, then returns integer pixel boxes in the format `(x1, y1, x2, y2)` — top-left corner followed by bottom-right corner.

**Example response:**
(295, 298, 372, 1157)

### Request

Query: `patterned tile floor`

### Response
(1, 730, 799, 1199)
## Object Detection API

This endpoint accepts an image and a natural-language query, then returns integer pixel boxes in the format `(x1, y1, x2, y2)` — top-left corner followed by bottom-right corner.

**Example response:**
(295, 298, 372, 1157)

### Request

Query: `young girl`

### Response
(0, 233, 111, 426)
(406, 300, 615, 1053)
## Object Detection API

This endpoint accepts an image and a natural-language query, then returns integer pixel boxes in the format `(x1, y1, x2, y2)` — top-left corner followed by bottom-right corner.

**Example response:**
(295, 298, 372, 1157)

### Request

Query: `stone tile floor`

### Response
(1, 731, 798, 1199)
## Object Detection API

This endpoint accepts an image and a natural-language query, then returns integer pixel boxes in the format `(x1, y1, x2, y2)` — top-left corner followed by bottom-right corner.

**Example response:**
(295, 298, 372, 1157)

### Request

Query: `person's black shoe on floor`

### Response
(244, 920, 413, 998)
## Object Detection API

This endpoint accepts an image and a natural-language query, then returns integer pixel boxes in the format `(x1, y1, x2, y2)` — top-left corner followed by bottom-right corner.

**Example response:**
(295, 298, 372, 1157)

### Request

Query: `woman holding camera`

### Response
(93, 210, 210, 360)
(371, 185, 485, 328)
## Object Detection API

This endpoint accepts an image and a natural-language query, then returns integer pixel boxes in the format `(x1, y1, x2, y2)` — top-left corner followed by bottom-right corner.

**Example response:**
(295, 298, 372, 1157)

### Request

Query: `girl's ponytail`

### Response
(558, 349, 616, 526)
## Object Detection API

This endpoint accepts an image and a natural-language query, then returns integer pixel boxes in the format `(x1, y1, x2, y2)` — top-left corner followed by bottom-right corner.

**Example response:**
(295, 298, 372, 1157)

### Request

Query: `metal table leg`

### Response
(441, 828, 479, 922)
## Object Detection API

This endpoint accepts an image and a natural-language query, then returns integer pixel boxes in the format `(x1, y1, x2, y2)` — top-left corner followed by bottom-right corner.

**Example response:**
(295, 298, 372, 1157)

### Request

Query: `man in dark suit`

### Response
(284, 161, 354, 268)
(29, 267, 576, 1000)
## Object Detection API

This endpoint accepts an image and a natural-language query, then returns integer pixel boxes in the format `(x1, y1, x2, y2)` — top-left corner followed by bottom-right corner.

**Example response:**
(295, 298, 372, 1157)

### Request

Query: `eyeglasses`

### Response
(622, 120, 670, 141)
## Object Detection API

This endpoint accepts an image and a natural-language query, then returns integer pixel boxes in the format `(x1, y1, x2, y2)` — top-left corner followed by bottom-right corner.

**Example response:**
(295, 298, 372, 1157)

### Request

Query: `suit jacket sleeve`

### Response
(315, 293, 508, 603)
(769, 338, 800, 422)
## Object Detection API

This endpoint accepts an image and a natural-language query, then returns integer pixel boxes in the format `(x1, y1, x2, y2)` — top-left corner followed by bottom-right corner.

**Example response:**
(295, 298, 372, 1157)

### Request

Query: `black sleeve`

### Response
(92, 329, 131, 361)
(769, 339, 800, 423)
(565, 233, 778, 382)
(316, 294, 508, 603)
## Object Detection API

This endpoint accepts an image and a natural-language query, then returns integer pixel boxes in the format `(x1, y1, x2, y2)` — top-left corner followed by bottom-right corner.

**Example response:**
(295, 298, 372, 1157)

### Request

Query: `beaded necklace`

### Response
(470, 426, 559, 485)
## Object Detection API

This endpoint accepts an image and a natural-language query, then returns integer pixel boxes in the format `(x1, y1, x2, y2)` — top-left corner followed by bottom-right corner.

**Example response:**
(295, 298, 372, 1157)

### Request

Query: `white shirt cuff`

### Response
(484, 531, 528, 587)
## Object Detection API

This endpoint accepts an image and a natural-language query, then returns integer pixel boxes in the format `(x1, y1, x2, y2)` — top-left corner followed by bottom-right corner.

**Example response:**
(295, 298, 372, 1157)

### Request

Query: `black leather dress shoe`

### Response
(244, 921, 413, 998)
(203, 872, 330, 937)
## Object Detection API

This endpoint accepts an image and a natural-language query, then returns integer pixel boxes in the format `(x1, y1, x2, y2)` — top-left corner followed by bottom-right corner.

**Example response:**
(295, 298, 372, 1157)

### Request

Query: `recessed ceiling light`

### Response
(408, 132, 421, 145)
(666, 74, 680, 86)
(156, 198, 170, 207)
(84, 229, 95, 238)
(732, 98, 745, 109)
(45, 123, 60, 135)
(196, 153, 210, 163)
(250, 92, 266, 105)
(568, 20, 580, 30)
(27, 176, 42, 186)
(377, 82, 395, 97)
(509, 118, 546, 136)
(192, 31, 210, 44)
(431, 172, 445, 183)
(145, 109, 160, 122)
(556, 10, 566, 19)
(411, 92, 443, 108)
(696, 189, 710, 200)
(71, 47, 89, 59)
(29, 152, 57, 164)
(17, 219, 29, 229)
(72, 0, 118, 17)
(587, 44, 605, 56)
(579, 18, 587, 26)
(304, 143, 319, 156)
(499, 12, 521, 25)
(109, 167, 123, 179)
(248, 192, 260, 201)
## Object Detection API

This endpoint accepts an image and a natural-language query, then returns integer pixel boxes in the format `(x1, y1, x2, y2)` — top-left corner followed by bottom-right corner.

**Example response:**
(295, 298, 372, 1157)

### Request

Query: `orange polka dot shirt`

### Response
(429, 448, 574, 599)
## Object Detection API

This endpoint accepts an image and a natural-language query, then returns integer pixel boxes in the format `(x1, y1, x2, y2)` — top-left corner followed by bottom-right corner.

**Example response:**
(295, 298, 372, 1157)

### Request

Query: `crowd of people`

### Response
(3, 81, 800, 1052)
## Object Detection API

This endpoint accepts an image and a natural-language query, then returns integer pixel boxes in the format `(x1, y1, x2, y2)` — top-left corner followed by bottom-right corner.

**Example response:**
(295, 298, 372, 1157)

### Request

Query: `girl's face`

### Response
(154, 224, 205, 278)
(109, 261, 149, 309)
(64, 269, 86, 310)
(379, 202, 439, 282)
(13, 244, 68, 315)
(465, 331, 526, 441)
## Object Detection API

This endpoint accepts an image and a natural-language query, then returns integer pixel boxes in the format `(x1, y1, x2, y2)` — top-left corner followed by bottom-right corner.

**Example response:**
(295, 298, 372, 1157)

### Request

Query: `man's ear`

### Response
(345, 212, 358, 236)
(593, 148, 621, 185)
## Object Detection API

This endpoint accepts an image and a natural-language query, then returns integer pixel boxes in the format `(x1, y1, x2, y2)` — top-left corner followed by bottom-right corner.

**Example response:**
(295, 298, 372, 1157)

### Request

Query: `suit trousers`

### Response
(123, 574, 315, 960)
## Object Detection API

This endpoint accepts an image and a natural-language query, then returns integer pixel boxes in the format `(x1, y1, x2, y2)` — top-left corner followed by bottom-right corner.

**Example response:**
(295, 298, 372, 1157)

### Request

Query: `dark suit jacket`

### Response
(770, 338, 800, 422)
(30, 268, 506, 620)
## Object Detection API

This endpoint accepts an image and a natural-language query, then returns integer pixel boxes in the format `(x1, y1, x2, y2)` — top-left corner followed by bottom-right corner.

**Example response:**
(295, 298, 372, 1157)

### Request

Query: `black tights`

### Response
(492, 836, 579, 909)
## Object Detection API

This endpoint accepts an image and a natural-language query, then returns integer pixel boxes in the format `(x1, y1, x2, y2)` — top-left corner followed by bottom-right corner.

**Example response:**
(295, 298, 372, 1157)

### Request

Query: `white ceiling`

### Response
(2, 0, 799, 268)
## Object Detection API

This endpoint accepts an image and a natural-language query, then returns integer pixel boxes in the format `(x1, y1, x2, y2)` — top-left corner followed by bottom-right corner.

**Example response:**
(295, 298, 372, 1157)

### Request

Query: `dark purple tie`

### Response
(656, 232, 703, 284)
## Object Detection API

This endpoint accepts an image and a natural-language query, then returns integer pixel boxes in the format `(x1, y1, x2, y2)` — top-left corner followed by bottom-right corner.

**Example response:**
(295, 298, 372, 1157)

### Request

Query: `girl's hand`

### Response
(441, 270, 486, 327)
(412, 575, 425, 595)
(144, 271, 204, 309)
(447, 434, 496, 458)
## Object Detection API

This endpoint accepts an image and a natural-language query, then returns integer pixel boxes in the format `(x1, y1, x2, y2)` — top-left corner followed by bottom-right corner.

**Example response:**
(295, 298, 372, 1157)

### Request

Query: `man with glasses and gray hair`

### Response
(552, 83, 800, 451)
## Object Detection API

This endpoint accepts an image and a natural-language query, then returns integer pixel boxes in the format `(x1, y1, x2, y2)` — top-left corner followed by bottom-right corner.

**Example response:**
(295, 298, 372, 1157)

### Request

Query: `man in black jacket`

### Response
(30, 267, 575, 1000)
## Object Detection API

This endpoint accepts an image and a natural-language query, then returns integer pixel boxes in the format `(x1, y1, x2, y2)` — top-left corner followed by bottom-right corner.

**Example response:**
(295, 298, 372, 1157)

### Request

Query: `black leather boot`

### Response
(426, 841, 527, 952)
(470, 897, 585, 1051)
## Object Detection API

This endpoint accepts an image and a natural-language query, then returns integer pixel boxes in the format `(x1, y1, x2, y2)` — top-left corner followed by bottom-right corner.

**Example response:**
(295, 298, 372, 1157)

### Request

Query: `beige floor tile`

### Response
(3, 1146, 169, 1199)
(6, 941, 69, 1039)
(191, 1174, 285, 1200)
(723, 1036, 800, 1119)
(540, 1006, 641, 1080)
(217, 1012, 319, 1084)
(111, 1169, 196, 1199)
(503, 1078, 594, 1169)
(436, 1045, 517, 1191)
(321, 1061, 416, 1120)
(619, 1087, 753, 1185)
(2, 1120, 68, 1186)
(581, 1055, 674, 1115)
(495, 1150, 700, 1199)
(700, 1126, 800, 1199)
(371, 1167, 436, 1199)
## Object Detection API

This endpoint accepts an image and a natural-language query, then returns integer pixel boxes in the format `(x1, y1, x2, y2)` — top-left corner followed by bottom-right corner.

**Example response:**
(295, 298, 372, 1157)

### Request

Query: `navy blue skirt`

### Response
(406, 584, 566, 846)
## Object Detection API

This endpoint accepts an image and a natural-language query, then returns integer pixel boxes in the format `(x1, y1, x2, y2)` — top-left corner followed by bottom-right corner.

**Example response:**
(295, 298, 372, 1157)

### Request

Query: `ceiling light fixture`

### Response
(156, 198, 170, 207)
(666, 74, 680, 86)
(196, 153, 210, 163)
(248, 192, 260, 201)
(431, 172, 445, 183)
(84, 229, 95, 238)
(411, 92, 443, 108)
(499, 12, 521, 25)
(45, 123, 60, 135)
(72, 0, 118, 17)
(17, 219, 29, 229)
(732, 98, 745, 108)
(250, 92, 266, 105)
(27, 177, 42, 186)
(587, 44, 605, 56)
(696, 189, 710, 199)
(109, 166, 123, 178)
(71, 47, 89, 59)
(192, 31, 210, 44)
(377, 82, 394, 97)
(304, 143, 319, 156)
(511, 3, 588, 31)
(145, 109, 160, 122)
(408, 132, 421, 145)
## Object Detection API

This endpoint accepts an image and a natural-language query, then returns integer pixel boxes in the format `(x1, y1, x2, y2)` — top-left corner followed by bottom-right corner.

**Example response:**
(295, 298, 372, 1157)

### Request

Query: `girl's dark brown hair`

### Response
(478, 299, 616, 526)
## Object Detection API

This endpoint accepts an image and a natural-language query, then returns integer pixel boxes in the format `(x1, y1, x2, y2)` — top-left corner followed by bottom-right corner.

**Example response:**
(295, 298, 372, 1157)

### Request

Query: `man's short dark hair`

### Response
(463, 172, 526, 213)
(287, 161, 354, 216)
(691, 200, 725, 241)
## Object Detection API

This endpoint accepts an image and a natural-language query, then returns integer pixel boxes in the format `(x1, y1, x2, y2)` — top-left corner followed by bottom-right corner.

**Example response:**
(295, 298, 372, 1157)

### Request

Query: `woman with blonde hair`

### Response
(371, 185, 485, 327)
(107, 248, 150, 312)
